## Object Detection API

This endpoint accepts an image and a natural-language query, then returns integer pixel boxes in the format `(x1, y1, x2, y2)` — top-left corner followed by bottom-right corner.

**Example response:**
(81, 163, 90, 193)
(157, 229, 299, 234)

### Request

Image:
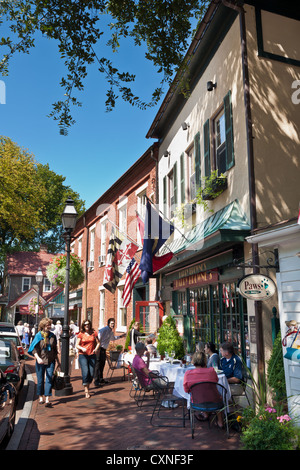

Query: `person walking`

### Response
(76, 320, 100, 398)
(28, 318, 61, 407)
(94, 318, 126, 386)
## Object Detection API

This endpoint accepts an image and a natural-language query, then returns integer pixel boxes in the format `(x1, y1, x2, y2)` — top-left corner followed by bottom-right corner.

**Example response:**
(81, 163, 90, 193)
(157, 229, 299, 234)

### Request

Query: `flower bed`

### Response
(46, 253, 84, 289)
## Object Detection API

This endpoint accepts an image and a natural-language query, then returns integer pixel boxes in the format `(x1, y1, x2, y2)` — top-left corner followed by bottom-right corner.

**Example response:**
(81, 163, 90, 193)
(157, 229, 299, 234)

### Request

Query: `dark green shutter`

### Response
(180, 153, 185, 203)
(173, 162, 178, 205)
(224, 90, 234, 170)
(203, 119, 211, 177)
(194, 132, 201, 189)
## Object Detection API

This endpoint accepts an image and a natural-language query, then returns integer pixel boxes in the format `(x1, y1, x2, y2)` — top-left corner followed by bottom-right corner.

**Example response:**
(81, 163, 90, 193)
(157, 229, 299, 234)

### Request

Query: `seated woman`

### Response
(204, 342, 220, 369)
(183, 351, 224, 428)
(146, 338, 157, 357)
(132, 342, 167, 389)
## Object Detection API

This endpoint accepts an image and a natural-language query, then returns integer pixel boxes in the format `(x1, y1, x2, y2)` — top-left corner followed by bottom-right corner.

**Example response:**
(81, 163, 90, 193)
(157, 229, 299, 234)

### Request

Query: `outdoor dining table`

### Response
(149, 360, 231, 410)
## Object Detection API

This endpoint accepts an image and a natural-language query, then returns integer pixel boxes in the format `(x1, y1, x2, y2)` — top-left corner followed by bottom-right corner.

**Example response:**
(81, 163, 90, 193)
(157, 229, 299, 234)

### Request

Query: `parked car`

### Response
(0, 322, 17, 333)
(0, 368, 18, 448)
(0, 339, 26, 393)
(0, 331, 26, 360)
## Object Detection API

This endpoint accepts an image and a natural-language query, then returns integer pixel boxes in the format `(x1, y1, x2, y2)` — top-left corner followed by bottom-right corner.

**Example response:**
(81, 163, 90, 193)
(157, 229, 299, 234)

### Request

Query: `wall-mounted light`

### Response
(207, 81, 217, 92)
(181, 122, 190, 131)
(163, 150, 170, 158)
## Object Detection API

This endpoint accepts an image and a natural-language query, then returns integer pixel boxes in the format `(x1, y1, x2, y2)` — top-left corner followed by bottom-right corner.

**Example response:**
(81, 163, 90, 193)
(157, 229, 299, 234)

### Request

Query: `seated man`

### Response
(132, 342, 167, 390)
(219, 341, 243, 395)
(146, 338, 157, 357)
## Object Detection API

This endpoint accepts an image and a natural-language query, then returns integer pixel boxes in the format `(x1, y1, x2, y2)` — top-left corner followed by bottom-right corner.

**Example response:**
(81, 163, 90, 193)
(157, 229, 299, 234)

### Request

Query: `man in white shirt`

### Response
(94, 318, 126, 385)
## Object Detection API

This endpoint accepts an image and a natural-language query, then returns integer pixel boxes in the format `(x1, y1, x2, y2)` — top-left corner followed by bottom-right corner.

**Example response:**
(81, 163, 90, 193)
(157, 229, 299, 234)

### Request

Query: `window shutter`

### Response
(173, 161, 178, 205)
(203, 119, 211, 177)
(194, 132, 201, 189)
(224, 90, 234, 170)
(180, 153, 185, 203)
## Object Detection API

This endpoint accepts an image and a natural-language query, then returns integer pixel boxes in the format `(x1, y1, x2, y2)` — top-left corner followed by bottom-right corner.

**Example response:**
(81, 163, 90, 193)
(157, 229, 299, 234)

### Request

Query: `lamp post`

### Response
(35, 267, 43, 332)
(56, 198, 78, 397)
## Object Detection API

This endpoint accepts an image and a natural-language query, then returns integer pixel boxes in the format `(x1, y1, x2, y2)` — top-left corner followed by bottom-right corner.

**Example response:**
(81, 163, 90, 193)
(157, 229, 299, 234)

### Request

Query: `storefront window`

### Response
(190, 281, 248, 361)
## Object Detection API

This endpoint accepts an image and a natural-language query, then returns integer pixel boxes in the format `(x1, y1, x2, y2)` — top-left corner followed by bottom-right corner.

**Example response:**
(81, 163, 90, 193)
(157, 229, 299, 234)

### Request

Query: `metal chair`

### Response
(230, 364, 251, 408)
(105, 351, 126, 382)
(149, 374, 186, 428)
(130, 364, 158, 408)
(189, 381, 229, 438)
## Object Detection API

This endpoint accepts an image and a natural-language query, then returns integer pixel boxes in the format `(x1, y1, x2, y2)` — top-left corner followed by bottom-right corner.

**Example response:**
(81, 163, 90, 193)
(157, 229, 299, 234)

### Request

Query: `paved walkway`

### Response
(7, 356, 241, 452)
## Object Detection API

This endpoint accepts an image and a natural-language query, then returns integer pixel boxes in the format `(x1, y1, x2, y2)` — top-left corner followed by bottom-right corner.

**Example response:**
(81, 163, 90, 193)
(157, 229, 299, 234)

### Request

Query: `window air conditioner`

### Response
(87, 260, 94, 269)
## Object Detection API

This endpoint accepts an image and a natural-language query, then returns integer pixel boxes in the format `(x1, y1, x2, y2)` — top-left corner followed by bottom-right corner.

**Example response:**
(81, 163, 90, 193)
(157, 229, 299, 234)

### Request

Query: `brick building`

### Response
(70, 144, 161, 345)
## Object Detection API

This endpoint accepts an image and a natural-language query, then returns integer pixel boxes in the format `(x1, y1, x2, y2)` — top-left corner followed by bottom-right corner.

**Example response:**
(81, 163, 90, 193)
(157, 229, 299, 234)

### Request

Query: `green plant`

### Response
(196, 170, 227, 212)
(115, 344, 123, 351)
(267, 331, 287, 403)
(46, 253, 84, 289)
(157, 316, 185, 359)
(239, 405, 299, 450)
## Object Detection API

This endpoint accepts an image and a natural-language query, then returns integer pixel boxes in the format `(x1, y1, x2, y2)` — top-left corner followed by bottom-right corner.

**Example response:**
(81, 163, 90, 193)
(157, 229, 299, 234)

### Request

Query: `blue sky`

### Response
(0, 25, 166, 209)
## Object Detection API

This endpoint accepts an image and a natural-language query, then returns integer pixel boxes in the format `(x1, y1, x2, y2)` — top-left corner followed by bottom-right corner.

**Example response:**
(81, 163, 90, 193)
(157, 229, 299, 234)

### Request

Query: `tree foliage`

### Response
(0, 135, 85, 275)
(0, 0, 210, 133)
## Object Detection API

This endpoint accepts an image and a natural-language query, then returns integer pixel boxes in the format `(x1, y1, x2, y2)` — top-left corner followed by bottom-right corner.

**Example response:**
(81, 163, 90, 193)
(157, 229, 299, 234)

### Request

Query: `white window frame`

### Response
(99, 287, 105, 329)
(100, 218, 107, 265)
(22, 277, 31, 292)
(187, 145, 196, 201)
(88, 225, 96, 268)
(78, 235, 82, 259)
(136, 186, 147, 245)
(118, 202, 127, 235)
(43, 278, 52, 293)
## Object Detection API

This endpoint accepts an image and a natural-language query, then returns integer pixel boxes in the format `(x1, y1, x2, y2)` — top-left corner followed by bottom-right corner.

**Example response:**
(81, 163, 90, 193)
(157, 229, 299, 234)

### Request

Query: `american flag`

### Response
(122, 258, 141, 307)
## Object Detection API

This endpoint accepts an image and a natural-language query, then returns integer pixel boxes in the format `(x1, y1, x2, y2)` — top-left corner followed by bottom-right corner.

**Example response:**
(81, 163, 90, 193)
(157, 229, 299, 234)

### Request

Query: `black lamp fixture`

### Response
(56, 198, 78, 397)
(35, 267, 43, 332)
(207, 81, 217, 91)
(163, 150, 170, 158)
(181, 122, 190, 131)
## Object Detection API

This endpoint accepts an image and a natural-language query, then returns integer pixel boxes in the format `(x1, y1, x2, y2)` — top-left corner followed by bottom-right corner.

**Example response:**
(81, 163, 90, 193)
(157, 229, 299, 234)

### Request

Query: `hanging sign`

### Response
(237, 274, 276, 300)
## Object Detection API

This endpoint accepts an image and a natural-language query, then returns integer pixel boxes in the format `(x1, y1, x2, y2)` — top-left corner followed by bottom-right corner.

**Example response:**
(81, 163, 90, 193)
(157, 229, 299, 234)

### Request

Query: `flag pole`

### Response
(145, 196, 189, 242)
(136, 210, 177, 259)
(107, 218, 142, 250)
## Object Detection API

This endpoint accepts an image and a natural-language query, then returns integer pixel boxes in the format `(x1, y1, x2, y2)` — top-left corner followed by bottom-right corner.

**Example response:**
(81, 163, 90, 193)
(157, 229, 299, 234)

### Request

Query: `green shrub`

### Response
(267, 331, 287, 402)
(157, 316, 185, 359)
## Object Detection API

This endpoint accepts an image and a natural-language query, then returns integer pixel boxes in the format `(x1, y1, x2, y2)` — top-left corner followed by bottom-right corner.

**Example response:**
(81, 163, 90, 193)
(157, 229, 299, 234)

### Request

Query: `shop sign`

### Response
(173, 270, 218, 289)
(237, 274, 276, 300)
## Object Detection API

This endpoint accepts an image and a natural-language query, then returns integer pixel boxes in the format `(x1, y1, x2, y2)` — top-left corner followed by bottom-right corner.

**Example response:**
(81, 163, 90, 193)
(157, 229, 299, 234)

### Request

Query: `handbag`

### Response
(52, 371, 65, 390)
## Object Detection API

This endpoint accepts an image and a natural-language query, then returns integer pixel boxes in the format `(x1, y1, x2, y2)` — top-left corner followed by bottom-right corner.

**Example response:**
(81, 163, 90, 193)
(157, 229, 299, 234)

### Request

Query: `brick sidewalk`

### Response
(16, 356, 241, 451)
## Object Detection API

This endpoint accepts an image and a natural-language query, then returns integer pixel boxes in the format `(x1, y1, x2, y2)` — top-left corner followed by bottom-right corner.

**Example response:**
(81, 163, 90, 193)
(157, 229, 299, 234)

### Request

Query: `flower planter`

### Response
(202, 177, 228, 200)
(110, 350, 121, 361)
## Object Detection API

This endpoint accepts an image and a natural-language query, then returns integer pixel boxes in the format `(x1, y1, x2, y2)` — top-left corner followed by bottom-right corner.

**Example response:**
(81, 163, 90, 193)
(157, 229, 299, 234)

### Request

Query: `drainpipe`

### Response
(222, 0, 265, 380)
(84, 215, 89, 321)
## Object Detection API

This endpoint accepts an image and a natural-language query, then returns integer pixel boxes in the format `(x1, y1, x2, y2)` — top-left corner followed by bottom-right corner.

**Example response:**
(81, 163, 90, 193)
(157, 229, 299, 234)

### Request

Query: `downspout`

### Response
(222, 0, 265, 379)
(84, 215, 89, 321)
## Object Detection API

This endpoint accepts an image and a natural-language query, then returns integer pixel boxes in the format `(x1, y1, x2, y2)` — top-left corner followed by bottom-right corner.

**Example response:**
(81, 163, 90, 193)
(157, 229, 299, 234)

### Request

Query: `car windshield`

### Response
(0, 340, 12, 359)
(0, 335, 19, 347)
(0, 326, 15, 332)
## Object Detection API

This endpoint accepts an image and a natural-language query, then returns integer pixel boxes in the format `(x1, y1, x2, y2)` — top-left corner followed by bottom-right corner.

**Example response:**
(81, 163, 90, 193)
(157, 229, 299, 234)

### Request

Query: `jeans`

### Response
(36, 361, 55, 397)
(78, 354, 96, 385)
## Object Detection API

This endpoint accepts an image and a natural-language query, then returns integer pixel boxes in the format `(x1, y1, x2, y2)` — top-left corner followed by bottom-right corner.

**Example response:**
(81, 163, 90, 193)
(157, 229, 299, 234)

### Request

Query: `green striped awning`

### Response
(160, 199, 250, 259)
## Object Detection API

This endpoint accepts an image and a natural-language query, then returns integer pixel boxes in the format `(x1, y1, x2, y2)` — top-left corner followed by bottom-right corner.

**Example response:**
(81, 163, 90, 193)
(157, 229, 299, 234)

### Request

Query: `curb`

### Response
(6, 366, 35, 451)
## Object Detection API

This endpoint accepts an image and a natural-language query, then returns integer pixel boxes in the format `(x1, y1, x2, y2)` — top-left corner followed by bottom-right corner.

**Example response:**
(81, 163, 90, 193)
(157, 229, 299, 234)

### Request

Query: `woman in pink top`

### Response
(183, 351, 224, 428)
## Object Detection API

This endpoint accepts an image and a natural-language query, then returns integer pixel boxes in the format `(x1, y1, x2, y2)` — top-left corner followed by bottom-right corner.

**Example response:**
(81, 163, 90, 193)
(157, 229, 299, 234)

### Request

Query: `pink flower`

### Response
(265, 407, 276, 413)
(277, 415, 291, 423)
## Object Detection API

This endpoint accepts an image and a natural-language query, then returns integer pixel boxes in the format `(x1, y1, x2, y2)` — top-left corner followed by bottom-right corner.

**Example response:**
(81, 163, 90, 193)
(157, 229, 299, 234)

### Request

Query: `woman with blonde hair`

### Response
(28, 318, 61, 407)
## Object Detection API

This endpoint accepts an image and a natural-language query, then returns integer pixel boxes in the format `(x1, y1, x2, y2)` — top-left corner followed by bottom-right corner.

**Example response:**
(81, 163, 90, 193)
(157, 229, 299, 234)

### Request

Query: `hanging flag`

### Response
(122, 258, 141, 307)
(113, 238, 139, 277)
(103, 226, 123, 293)
(137, 209, 174, 274)
(139, 200, 175, 283)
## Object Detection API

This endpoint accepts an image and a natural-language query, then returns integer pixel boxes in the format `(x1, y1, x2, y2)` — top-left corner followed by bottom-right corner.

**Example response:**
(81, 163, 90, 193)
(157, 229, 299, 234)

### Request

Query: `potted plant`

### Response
(46, 253, 84, 289)
(157, 316, 185, 359)
(267, 331, 287, 406)
(196, 170, 227, 211)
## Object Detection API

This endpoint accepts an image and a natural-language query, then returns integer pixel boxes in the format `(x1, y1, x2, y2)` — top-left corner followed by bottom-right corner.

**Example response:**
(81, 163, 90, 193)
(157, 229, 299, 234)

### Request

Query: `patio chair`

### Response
(130, 365, 158, 408)
(149, 374, 186, 428)
(105, 351, 126, 382)
(189, 381, 229, 438)
(128, 361, 142, 401)
(230, 364, 251, 408)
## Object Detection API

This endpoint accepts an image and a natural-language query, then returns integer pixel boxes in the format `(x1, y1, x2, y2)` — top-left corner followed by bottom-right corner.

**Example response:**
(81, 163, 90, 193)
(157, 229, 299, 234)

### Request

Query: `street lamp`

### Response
(35, 267, 43, 332)
(56, 198, 78, 397)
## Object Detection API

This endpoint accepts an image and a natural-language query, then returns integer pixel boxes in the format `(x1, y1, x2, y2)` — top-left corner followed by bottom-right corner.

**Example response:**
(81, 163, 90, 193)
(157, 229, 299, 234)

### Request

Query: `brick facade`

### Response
(70, 144, 158, 345)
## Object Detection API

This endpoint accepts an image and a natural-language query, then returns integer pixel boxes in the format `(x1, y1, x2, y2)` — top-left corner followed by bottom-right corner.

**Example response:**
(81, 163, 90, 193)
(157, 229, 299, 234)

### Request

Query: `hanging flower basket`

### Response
(46, 253, 84, 290)
(28, 297, 44, 316)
